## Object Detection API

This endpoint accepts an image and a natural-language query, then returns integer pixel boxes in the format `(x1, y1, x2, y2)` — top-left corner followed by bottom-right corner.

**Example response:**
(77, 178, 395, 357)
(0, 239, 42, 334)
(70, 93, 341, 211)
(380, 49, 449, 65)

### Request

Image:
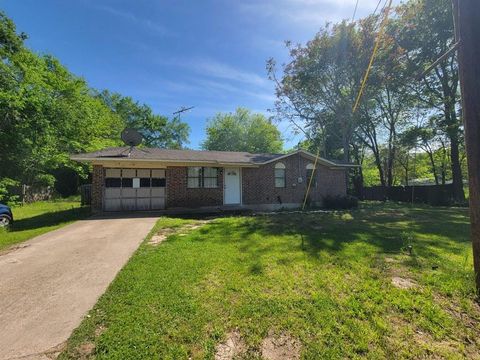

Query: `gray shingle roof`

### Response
(71, 147, 357, 167)
(71, 147, 283, 165)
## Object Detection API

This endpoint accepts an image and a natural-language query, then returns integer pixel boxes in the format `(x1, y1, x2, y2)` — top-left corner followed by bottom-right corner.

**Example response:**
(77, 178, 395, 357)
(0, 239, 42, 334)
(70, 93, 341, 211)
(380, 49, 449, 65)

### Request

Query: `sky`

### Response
(2, 0, 386, 149)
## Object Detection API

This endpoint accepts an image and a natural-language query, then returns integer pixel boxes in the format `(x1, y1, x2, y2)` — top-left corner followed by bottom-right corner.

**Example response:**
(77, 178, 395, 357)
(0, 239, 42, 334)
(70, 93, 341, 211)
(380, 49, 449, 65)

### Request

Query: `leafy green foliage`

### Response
(96, 90, 190, 149)
(202, 108, 283, 153)
(0, 178, 20, 205)
(0, 12, 190, 194)
(269, 0, 466, 195)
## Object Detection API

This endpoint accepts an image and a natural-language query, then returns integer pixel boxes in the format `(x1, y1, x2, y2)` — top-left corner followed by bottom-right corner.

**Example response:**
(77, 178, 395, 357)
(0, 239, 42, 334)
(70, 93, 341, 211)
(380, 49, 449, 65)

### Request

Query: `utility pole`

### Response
(453, 0, 480, 294)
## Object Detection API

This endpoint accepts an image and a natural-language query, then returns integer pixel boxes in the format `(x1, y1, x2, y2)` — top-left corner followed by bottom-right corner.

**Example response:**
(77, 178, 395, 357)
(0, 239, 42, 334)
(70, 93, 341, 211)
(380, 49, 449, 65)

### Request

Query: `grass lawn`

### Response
(61, 203, 479, 359)
(0, 197, 90, 250)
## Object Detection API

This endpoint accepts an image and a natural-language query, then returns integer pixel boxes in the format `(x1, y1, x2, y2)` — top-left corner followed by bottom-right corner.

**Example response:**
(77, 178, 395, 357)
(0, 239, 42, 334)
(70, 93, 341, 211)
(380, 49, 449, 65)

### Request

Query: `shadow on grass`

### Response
(177, 203, 470, 266)
(9, 206, 91, 232)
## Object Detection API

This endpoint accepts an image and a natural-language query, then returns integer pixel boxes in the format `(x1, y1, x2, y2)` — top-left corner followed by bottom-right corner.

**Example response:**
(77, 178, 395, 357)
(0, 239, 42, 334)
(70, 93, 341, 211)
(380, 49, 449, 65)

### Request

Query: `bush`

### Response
(0, 178, 20, 205)
(323, 195, 359, 210)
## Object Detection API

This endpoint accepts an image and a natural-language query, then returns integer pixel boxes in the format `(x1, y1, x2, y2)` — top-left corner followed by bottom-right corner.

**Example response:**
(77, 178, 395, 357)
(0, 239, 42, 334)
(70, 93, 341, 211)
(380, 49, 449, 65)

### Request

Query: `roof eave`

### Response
(70, 156, 259, 167)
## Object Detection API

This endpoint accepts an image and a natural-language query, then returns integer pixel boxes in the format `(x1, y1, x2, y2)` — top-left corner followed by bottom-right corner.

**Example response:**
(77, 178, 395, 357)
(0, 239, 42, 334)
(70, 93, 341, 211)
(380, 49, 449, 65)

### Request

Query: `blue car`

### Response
(0, 203, 13, 227)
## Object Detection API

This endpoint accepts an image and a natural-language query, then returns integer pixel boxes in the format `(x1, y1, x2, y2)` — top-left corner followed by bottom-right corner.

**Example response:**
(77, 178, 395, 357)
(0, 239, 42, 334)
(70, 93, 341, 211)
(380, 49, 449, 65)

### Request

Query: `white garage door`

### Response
(103, 168, 166, 211)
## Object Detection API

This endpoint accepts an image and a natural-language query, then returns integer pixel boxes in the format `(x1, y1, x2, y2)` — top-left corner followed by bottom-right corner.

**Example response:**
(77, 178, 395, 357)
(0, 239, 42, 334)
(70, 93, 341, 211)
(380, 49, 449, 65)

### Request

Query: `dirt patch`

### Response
(148, 220, 211, 246)
(433, 293, 480, 331)
(95, 325, 107, 337)
(391, 276, 417, 289)
(149, 233, 168, 245)
(76, 342, 95, 358)
(214, 330, 247, 360)
(261, 331, 301, 360)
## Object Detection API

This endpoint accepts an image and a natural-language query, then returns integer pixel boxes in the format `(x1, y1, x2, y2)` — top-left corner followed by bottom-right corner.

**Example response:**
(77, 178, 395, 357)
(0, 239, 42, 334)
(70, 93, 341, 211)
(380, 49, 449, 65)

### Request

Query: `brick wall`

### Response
(242, 153, 346, 206)
(91, 165, 104, 211)
(90, 158, 346, 211)
(166, 167, 223, 208)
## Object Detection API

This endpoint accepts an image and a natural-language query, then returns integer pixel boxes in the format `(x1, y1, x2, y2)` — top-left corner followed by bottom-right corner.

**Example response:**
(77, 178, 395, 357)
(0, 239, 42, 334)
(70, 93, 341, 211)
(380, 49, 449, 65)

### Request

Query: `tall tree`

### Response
(397, 0, 465, 201)
(202, 108, 283, 153)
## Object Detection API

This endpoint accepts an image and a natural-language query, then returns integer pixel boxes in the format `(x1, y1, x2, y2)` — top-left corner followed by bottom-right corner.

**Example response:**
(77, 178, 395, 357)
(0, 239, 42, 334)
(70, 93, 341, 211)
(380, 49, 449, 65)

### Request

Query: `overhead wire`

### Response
(351, 0, 360, 22)
(302, 0, 394, 211)
(352, 0, 394, 114)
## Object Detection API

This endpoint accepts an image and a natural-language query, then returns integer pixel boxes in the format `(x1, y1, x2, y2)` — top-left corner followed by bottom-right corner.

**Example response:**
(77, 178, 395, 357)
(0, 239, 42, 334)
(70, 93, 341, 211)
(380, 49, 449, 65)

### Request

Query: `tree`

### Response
(96, 90, 190, 149)
(397, 0, 465, 201)
(0, 11, 190, 201)
(267, 21, 368, 162)
(202, 108, 283, 153)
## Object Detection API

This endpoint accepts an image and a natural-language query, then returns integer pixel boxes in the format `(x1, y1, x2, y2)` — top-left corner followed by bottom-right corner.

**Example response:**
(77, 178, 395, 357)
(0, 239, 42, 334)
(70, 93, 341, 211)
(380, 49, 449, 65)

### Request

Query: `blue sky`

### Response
(2, 0, 383, 149)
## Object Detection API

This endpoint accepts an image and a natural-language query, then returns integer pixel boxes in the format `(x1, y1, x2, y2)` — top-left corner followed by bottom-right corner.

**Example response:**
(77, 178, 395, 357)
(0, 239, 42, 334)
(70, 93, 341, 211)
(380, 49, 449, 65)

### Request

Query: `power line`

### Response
(351, 0, 360, 22)
(352, 0, 394, 114)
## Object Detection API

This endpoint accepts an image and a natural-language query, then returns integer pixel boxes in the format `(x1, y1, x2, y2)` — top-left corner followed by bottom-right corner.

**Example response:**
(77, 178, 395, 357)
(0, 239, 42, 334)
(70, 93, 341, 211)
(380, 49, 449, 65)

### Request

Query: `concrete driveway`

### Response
(0, 214, 158, 360)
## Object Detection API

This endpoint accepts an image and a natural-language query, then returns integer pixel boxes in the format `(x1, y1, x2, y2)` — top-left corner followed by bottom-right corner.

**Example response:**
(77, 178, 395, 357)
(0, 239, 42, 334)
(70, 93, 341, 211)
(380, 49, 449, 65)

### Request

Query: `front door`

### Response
(224, 168, 241, 205)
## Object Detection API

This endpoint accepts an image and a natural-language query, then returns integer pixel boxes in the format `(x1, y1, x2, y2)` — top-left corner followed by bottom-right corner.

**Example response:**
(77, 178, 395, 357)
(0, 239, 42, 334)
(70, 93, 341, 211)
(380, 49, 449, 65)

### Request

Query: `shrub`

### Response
(323, 195, 359, 210)
(0, 178, 20, 205)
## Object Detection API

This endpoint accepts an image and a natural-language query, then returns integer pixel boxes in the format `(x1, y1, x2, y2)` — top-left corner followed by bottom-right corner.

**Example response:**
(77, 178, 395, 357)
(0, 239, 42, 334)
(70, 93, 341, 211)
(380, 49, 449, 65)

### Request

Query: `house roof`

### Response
(70, 147, 357, 168)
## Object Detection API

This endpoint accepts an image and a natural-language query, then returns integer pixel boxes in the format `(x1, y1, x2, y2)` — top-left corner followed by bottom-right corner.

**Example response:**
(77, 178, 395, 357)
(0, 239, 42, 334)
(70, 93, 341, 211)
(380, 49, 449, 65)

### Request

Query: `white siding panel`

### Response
(105, 188, 121, 199)
(151, 188, 165, 197)
(137, 169, 151, 177)
(122, 169, 136, 178)
(104, 199, 121, 211)
(105, 169, 121, 177)
(152, 169, 165, 178)
(122, 198, 136, 211)
(151, 197, 165, 210)
(136, 198, 151, 210)
(137, 188, 151, 197)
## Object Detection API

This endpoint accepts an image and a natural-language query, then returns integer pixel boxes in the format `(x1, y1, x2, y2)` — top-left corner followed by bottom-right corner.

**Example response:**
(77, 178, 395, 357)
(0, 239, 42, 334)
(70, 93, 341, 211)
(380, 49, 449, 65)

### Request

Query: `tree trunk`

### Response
(450, 133, 465, 201)
(427, 151, 439, 185)
(454, 0, 480, 295)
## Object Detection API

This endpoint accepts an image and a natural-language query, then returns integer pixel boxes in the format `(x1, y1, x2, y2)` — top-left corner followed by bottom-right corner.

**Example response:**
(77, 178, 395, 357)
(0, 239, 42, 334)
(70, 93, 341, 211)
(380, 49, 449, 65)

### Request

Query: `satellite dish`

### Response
(121, 128, 143, 147)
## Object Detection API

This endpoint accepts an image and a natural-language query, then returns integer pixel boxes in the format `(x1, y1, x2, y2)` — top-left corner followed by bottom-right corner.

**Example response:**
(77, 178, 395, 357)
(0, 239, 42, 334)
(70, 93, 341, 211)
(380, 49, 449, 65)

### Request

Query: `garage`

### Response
(103, 168, 166, 211)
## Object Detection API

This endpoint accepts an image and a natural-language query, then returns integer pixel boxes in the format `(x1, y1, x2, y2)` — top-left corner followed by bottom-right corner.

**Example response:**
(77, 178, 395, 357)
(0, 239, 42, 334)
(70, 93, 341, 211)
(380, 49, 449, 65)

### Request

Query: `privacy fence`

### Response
(10, 185, 54, 204)
(359, 184, 456, 206)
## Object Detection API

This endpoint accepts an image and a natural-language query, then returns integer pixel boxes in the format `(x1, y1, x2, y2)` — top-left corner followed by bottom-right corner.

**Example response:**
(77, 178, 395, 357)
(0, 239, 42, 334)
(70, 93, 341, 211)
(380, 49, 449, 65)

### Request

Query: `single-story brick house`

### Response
(71, 147, 355, 212)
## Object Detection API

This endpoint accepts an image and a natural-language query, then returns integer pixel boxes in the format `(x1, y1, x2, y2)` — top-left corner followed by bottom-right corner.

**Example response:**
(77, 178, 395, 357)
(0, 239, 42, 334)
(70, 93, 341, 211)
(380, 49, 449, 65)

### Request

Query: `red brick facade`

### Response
(242, 153, 346, 206)
(91, 165, 104, 211)
(166, 167, 224, 208)
(90, 153, 347, 211)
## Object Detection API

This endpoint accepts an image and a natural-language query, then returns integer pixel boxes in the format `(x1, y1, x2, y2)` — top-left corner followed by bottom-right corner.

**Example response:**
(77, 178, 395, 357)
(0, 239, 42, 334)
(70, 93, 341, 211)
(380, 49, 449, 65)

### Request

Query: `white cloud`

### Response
(238, 0, 390, 26)
(190, 58, 269, 88)
(94, 5, 170, 36)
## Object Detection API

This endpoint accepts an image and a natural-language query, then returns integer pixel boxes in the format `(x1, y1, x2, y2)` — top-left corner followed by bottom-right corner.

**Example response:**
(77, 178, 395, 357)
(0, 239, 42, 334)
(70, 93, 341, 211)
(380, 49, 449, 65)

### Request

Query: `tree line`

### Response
(267, 0, 466, 201)
(0, 12, 189, 199)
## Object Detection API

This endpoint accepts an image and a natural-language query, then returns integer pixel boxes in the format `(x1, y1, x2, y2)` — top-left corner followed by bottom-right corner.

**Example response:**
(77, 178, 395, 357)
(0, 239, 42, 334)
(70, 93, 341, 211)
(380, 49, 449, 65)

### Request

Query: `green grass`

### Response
(0, 197, 90, 250)
(61, 203, 479, 359)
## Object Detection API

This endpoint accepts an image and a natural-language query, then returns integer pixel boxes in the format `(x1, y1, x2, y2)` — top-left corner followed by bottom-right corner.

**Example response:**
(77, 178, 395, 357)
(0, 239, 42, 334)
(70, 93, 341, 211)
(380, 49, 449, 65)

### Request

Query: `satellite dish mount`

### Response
(121, 128, 143, 157)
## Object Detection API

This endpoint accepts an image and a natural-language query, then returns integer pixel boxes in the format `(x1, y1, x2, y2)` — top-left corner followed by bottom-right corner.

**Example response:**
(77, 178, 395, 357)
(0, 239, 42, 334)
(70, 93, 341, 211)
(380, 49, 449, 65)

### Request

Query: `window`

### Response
(121, 178, 133, 188)
(187, 167, 218, 188)
(187, 167, 201, 188)
(203, 167, 218, 188)
(140, 178, 151, 187)
(105, 178, 121, 188)
(151, 178, 166, 187)
(274, 162, 286, 188)
(306, 163, 317, 187)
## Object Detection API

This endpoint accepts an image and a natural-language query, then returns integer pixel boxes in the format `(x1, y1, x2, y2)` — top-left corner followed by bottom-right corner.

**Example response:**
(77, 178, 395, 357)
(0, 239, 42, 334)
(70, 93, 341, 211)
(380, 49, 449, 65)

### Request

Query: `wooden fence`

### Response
(10, 185, 54, 204)
(359, 184, 456, 206)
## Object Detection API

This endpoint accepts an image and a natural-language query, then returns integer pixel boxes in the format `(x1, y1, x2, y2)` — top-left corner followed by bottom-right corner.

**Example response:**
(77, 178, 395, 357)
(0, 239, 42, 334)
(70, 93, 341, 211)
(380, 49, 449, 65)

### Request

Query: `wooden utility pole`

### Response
(453, 0, 480, 294)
